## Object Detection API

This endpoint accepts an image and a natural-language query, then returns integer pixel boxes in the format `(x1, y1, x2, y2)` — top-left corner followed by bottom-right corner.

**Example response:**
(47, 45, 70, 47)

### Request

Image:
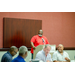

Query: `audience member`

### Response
(1, 46, 18, 62)
(35, 44, 52, 62)
(12, 46, 28, 62)
(52, 44, 70, 62)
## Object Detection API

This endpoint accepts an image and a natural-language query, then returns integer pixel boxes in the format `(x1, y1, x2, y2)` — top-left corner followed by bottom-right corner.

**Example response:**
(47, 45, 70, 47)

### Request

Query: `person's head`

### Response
(38, 29, 43, 37)
(19, 46, 28, 59)
(57, 44, 64, 53)
(9, 46, 18, 56)
(43, 44, 51, 55)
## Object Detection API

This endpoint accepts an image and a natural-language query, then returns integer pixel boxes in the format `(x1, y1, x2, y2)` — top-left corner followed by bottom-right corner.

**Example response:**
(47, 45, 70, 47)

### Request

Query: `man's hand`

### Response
(46, 60, 52, 62)
(33, 46, 36, 50)
(65, 57, 70, 62)
(65, 57, 69, 60)
(31, 42, 36, 50)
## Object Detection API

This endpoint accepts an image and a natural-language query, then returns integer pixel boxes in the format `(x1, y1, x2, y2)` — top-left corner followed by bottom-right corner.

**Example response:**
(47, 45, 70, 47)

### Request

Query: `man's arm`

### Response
(64, 52, 70, 62)
(53, 60, 62, 62)
(5, 56, 12, 62)
(53, 58, 70, 62)
(31, 36, 36, 49)
(65, 57, 70, 62)
(43, 36, 49, 44)
(31, 42, 36, 49)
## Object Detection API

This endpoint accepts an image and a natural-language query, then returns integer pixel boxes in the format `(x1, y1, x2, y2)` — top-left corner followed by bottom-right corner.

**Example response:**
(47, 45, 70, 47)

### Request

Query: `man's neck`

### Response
(60, 51, 63, 55)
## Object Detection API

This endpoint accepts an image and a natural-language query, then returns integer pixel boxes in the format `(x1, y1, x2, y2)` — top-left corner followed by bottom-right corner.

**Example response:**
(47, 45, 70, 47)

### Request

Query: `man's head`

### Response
(19, 46, 28, 59)
(38, 29, 43, 37)
(43, 44, 51, 55)
(57, 44, 64, 53)
(9, 46, 18, 56)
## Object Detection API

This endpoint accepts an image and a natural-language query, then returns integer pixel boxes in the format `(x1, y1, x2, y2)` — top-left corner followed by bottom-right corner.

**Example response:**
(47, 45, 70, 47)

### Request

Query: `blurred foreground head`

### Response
(19, 46, 28, 59)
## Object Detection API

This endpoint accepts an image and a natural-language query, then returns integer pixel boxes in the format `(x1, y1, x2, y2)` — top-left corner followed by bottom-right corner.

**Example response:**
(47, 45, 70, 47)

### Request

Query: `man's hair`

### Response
(58, 44, 64, 48)
(9, 46, 18, 52)
(45, 44, 51, 48)
(19, 46, 28, 56)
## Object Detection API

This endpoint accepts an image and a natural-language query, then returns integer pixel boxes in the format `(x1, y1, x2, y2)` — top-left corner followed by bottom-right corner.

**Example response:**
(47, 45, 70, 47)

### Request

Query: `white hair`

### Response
(19, 46, 28, 55)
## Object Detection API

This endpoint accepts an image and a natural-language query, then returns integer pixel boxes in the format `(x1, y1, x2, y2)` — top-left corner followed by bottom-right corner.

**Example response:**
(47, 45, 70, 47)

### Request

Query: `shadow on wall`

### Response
(10, 31, 25, 48)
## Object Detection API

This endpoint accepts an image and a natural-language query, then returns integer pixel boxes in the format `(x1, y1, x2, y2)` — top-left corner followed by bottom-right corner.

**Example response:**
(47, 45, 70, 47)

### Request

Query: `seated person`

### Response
(52, 44, 70, 62)
(1, 46, 18, 62)
(35, 44, 52, 62)
(12, 46, 28, 62)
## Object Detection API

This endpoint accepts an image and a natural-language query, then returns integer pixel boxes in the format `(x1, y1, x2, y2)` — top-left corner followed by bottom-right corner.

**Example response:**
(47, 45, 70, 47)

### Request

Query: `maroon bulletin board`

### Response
(3, 18, 42, 48)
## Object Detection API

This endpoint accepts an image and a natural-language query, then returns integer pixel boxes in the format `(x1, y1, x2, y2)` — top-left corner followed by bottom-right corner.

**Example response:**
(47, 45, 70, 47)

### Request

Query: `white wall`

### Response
(0, 50, 75, 62)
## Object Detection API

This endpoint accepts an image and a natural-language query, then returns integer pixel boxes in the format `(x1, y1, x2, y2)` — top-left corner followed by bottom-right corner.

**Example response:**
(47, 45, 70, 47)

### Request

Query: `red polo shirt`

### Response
(31, 35, 49, 53)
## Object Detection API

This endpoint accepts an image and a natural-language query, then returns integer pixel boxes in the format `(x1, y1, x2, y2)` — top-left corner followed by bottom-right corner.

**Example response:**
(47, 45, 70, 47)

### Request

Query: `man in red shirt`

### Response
(31, 29, 49, 59)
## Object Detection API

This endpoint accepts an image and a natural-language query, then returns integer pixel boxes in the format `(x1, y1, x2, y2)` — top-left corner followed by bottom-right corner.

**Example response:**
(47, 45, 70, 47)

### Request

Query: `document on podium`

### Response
(33, 45, 45, 59)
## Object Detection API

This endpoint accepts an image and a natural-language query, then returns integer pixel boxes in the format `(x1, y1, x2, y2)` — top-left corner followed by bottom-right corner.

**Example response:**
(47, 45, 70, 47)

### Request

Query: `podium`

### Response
(33, 45, 45, 59)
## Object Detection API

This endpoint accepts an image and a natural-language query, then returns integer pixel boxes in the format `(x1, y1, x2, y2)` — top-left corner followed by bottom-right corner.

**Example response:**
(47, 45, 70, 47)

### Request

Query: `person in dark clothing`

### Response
(1, 46, 18, 62)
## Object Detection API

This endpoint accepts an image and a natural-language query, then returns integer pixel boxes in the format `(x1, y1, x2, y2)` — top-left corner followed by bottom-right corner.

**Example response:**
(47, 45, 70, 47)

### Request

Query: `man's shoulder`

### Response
(37, 50, 42, 54)
(3, 52, 10, 57)
(42, 35, 47, 39)
(37, 50, 43, 55)
(33, 35, 38, 37)
(1, 52, 12, 62)
(31, 35, 38, 39)
(63, 51, 68, 55)
(12, 57, 18, 62)
(12, 57, 25, 62)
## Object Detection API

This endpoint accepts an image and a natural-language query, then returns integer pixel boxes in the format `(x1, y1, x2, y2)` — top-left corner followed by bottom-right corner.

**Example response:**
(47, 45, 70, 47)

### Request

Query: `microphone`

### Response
(42, 38, 45, 43)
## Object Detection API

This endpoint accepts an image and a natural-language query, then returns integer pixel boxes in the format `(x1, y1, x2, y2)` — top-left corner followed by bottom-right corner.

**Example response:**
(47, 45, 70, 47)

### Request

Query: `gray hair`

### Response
(45, 44, 51, 48)
(10, 46, 18, 52)
(19, 46, 28, 55)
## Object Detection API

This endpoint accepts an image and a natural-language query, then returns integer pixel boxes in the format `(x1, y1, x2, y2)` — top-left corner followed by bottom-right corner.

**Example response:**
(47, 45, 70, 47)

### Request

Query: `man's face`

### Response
(11, 49, 18, 56)
(44, 46, 51, 55)
(38, 30, 43, 37)
(58, 45, 63, 53)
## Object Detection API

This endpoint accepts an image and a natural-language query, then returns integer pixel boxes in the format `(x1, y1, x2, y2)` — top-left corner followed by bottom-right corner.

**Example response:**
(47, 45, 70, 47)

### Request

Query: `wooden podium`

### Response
(33, 45, 45, 59)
